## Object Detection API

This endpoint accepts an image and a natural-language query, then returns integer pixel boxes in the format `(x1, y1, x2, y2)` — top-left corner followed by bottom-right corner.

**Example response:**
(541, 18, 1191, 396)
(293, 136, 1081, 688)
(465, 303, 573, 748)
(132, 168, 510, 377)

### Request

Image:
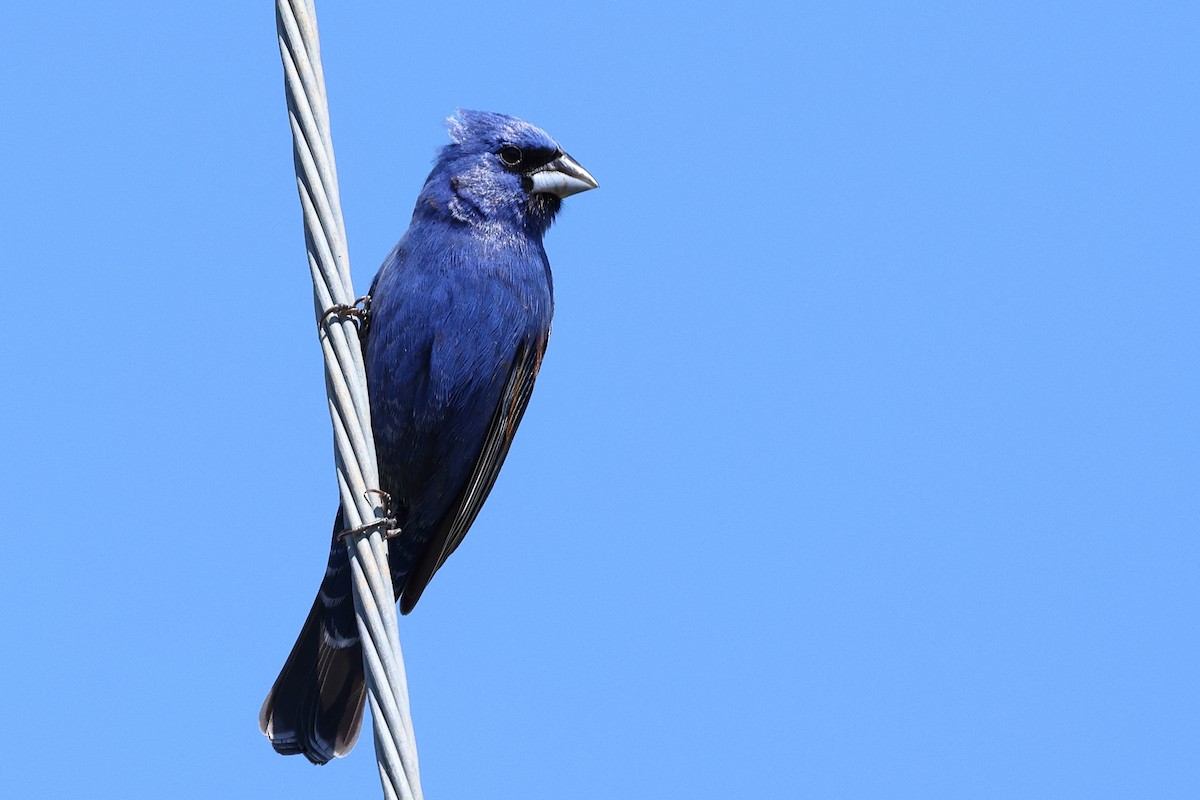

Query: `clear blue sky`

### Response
(2, 2, 1197, 798)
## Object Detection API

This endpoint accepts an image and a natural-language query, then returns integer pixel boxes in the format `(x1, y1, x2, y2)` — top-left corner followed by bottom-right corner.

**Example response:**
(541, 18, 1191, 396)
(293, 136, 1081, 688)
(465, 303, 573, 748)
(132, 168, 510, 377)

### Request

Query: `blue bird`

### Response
(259, 110, 596, 764)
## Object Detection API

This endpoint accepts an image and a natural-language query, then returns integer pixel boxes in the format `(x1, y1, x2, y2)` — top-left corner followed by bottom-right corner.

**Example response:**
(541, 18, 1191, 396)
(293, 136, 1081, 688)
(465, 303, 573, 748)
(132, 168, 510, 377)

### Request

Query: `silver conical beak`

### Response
(528, 152, 598, 198)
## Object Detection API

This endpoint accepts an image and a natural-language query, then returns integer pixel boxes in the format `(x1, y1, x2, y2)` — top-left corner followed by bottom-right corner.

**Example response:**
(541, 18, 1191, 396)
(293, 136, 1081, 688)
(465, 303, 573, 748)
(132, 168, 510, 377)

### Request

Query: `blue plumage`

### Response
(260, 110, 596, 764)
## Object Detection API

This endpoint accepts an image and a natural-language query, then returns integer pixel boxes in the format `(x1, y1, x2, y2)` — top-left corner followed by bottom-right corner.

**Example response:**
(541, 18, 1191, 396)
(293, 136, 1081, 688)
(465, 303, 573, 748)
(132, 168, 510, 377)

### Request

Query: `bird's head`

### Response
(417, 109, 597, 237)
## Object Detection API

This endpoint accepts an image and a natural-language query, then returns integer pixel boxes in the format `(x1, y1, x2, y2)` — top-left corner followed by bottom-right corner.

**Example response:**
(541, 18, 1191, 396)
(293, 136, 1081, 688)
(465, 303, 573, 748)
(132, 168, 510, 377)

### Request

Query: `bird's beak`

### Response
(528, 153, 598, 198)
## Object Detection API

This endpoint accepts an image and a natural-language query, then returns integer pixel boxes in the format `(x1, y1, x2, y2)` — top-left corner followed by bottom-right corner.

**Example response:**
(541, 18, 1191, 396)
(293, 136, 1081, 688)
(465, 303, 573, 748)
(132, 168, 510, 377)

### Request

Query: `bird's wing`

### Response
(399, 333, 548, 613)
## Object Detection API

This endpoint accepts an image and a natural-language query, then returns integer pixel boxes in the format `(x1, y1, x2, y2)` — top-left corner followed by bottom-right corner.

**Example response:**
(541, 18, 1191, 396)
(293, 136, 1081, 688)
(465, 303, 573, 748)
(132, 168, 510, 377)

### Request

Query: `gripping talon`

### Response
(336, 488, 399, 541)
(319, 294, 372, 330)
(366, 489, 403, 539)
(365, 489, 392, 512)
(336, 514, 398, 542)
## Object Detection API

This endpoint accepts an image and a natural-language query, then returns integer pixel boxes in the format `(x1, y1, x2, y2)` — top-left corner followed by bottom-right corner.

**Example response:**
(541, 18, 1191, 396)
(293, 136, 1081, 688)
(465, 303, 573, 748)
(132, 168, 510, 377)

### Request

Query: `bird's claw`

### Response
(336, 513, 400, 542)
(319, 295, 372, 330)
(336, 489, 400, 541)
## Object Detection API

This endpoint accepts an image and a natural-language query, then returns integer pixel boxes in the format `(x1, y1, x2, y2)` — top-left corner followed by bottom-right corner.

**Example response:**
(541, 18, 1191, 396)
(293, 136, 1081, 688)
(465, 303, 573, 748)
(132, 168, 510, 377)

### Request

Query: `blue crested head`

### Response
(414, 109, 597, 238)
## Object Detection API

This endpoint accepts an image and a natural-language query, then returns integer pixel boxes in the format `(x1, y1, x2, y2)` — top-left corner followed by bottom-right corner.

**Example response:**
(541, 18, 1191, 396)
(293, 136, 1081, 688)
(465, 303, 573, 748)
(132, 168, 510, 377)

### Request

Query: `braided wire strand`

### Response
(274, 2, 423, 797)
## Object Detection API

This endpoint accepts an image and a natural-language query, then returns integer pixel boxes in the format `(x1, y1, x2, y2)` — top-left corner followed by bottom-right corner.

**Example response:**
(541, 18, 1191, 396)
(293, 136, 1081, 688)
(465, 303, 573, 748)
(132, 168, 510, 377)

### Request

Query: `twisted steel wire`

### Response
(274, 2, 423, 797)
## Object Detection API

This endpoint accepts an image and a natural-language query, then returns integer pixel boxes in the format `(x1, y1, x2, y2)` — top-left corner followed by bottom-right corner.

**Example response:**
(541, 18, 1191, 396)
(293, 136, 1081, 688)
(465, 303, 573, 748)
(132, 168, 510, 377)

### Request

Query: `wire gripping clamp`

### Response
(337, 489, 400, 541)
(320, 294, 372, 332)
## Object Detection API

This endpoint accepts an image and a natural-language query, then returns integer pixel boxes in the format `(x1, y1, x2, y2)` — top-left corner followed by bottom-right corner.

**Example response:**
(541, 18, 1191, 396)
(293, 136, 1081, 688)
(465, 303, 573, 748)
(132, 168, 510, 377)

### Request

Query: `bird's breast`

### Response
(362, 230, 551, 524)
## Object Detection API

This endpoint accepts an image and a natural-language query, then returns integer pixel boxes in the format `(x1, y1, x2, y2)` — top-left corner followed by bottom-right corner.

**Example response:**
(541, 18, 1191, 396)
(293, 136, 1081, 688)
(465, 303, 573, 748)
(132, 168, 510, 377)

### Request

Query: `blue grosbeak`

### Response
(260, 110, 596, 764)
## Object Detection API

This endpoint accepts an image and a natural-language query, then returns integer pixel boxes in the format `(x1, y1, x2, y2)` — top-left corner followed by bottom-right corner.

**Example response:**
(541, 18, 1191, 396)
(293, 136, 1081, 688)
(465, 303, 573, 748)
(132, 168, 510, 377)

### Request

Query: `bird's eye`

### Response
(499, 145, 523, 166)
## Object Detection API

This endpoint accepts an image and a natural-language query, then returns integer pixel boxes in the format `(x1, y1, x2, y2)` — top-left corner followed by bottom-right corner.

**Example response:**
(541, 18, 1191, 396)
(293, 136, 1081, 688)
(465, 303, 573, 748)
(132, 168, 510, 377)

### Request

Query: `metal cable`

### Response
(274, 2, 423, 797)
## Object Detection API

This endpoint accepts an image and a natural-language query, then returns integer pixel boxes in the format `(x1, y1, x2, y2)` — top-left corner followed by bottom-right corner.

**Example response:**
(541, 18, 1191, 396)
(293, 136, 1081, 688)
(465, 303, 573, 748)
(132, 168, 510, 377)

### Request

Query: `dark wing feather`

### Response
(399, 334, 547, 613)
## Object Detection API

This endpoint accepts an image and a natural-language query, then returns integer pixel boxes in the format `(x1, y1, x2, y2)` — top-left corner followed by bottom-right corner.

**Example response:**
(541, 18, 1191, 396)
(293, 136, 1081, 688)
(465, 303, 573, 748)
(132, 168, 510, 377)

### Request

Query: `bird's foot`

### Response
(319, 295, 372, 331)
(336, 489, 401, 541)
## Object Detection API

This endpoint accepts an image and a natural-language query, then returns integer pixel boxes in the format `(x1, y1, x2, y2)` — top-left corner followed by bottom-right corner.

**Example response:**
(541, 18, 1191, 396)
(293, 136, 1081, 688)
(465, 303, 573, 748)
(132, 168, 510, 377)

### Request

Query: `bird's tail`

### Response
(258, 596, 365, 764)
(260, 511, 366, 764)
